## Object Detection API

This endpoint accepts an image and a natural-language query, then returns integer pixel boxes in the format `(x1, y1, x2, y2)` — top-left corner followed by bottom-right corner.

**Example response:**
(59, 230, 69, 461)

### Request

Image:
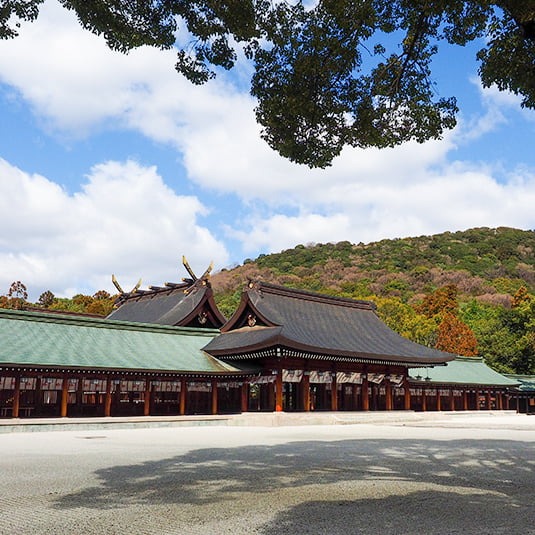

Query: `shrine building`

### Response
(0, 263, 526, 418)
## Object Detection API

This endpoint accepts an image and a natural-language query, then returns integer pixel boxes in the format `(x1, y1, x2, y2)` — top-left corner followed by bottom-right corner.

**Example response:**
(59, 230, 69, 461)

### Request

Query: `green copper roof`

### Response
(410, 356, 519, 387)
(0, 308, 238, 374)
(505, 374, 535, 391)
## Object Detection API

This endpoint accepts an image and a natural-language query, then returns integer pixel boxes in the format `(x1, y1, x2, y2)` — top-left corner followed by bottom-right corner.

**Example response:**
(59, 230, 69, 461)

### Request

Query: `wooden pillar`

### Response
(475, 389, 480, 410)
(505, 393, 510, 410)
(463, 390, 468, 411)
(422, 388, 427, 411)
(104, 377, 112, 417)
(211, 379, 218, 415)
(436, 388, 441, 411)
(331, 373, 338, 411)
(385, 378, 393, 411)
(60, 375, 69, 417)
(143, 379, 151, 416)
(449, 388, 455, 411)
(12, 374, 21, 418)
(302, 373, 310, 412)
(404, 380, 411, 410)
(275, 369, 283, 412)
(497, 392, 503, 410)
(486, 390, 492, 410)
(353, 383, 360, 411)
(35, 376, 43, 417)
(179, 378, 187, 415)
(241, 382, 249, 413)
(361, 376, 369, 411)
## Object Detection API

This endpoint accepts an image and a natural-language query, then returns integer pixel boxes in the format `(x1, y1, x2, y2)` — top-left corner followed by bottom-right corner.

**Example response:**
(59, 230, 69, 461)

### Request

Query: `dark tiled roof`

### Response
(204, 281, 455, 365)
(107, 281, 226, 328)
(0, 308, 238, 374)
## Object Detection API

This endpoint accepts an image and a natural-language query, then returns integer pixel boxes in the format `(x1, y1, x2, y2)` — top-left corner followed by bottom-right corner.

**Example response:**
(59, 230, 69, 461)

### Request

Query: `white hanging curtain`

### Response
(68, 378, 79, 392)
(40, 377, 64, 391)
(187, 382, 212, 392)
(308, 371, 333, 384)
(152, 381, 181, 392)
(336, 372, 362, 384)
(282, 369, 303, 383)
(0, 377, 15, 389)
(119, 379, 146, 392)
(390, 375, 405, 386)
(19, 377, 37, 390)
(249, 375, 276, 385)
(368, 374, 385, 384)
(82, 378, 107, 392)
(218, 382, 243, 389)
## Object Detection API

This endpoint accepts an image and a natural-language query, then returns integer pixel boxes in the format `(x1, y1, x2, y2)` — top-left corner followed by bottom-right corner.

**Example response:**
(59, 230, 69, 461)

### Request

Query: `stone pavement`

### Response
(0, 409, 529, 434)
(0, 413, 534, 534)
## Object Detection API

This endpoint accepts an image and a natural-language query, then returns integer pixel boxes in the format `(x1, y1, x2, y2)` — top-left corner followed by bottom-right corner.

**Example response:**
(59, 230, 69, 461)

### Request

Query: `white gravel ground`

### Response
(0, 414, 534, 535)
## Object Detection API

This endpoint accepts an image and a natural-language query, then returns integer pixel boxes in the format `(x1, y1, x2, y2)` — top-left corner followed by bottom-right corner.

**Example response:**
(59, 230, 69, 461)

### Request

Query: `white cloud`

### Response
(0, 158, 228, 299)
(0, 0, 534, 283)
(227, 160, 535, 255)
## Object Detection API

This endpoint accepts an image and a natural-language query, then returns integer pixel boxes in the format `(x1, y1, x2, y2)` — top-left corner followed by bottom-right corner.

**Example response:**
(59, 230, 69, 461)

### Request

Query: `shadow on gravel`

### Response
(53, 438, 534, 533)
(259, 491, 531, 535)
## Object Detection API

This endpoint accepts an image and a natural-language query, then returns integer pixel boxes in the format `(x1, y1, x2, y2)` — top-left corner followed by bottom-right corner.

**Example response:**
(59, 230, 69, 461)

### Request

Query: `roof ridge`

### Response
(114, 280, 195, 305)
(0, 307, 219, 336)
(248, 280, 376, 310)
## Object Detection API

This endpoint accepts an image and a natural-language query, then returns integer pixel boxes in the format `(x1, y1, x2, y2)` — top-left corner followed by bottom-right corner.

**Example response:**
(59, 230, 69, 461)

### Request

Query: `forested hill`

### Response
(212, 227, 535, 374)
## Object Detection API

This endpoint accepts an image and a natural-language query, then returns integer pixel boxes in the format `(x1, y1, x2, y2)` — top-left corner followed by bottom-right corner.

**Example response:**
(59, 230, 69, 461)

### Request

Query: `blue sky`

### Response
(1, 0, 534, 301)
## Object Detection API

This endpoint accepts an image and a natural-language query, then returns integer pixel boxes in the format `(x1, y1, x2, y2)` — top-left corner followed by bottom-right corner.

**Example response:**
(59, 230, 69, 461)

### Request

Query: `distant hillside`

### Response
(211, 227, 535, 374)
(212, 227, 535, 306)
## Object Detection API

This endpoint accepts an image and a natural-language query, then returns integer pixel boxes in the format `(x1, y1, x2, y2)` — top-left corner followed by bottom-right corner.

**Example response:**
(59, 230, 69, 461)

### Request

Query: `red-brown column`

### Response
(486, 390, 492, 410)
(436, 388, 441, 411)
(143, 379, 151, 416)
(12, 374, 21, 418)
(404, 380, 411, 410)
(385, 378, 393, 411)
(35, 376, 42, 417)
(475, 389, 480, 410)
(211, 379, 218, 415)
(60, 375, 69, 417)
(449, 389, 455, 411)
(275, 369, 283, 412)
(241, 382, 249, 413)
(331, 373, 338, 411)
(179, 378, 187, 415)
(422, 388, 427, 411)
(497, 392, 503, 410)
(302, 373, 310, 412)
(361, 376, 369, 411)
(463, 390, 468, 411)
(104, 377, 112, 417)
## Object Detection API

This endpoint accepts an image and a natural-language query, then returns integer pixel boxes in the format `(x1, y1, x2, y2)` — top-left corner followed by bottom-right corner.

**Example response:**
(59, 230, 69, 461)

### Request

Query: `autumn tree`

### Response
(374, 296, 438, 347)
(38, 290, 55, 308)
(2, 1, 535, 167)
(416, 284, 459, 319)
(48, 290, 116, 316)
(0, 281, 29, 310)
(512, 286, 532, 308)
(436, 312, 479, 356)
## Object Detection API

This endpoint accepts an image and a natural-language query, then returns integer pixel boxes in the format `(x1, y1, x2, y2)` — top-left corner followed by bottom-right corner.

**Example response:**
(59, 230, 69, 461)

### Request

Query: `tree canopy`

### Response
(2, 1, 535, 166)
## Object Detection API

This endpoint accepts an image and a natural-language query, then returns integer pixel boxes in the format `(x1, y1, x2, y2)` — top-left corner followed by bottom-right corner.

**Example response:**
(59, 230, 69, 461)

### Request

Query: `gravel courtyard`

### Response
(0, 415, 534, 535)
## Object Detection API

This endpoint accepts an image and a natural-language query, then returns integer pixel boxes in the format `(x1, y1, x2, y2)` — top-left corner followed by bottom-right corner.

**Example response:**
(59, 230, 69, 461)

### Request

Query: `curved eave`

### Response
(205, 330, 454, 366)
